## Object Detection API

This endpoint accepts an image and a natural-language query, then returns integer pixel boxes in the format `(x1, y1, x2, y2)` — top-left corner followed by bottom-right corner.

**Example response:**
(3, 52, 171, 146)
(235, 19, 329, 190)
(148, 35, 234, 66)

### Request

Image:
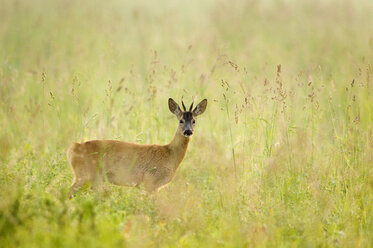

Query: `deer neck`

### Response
(168, 127, 190, 170)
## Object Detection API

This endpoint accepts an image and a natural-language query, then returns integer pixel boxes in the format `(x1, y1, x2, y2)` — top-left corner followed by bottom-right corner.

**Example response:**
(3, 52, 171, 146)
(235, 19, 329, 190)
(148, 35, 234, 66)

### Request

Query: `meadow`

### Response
(1, 0, 373, 247)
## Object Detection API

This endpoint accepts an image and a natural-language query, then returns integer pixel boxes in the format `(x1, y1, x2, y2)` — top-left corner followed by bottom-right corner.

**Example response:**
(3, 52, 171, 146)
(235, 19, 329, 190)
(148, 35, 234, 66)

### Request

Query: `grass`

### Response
(1, 0, 373, 247)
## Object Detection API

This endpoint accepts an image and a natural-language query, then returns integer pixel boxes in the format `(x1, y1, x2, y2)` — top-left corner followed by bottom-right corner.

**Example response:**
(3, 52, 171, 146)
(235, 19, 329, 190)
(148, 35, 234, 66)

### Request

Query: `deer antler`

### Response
(181, 96, 187, 111)
(189, 96, 196, 111)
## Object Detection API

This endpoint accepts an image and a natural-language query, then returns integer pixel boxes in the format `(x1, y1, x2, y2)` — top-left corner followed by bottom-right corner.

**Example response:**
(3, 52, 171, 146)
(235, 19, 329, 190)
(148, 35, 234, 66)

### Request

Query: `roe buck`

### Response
(67, 97, 207, 196)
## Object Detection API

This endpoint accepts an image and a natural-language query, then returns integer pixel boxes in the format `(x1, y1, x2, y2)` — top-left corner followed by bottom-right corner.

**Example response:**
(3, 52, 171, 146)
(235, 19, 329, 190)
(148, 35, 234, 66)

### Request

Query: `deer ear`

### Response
(193, 99, 207, 116)
(168, 98, 182, 117)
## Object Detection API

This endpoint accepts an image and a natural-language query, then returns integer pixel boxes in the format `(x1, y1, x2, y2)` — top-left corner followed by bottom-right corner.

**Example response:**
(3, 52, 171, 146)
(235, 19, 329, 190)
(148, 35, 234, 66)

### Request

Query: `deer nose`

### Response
(184, 130, 193, 137)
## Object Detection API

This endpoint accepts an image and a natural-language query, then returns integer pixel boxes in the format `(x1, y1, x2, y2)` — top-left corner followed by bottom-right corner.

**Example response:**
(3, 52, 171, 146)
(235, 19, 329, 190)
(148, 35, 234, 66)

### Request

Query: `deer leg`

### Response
(69, 177, 90, 197)
(91, 174, 110, 196)
(144, 182, 158, 194)
(143, 171, 172, 194)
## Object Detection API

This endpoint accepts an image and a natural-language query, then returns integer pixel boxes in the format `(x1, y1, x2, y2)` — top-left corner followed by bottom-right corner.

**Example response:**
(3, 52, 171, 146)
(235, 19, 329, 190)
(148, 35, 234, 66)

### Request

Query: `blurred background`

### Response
(1, 0, 373, 247)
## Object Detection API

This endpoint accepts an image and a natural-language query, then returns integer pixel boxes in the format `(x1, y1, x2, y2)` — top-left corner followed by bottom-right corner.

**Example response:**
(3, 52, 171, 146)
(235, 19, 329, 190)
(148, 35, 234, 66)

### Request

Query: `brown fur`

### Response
(67, 129, 189, 195)
(67, 98, 207, 196)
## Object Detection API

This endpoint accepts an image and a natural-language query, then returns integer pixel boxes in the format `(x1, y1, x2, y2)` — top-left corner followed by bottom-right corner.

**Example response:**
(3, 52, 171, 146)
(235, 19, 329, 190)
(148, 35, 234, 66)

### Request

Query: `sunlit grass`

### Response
(1, 0, 373, 247)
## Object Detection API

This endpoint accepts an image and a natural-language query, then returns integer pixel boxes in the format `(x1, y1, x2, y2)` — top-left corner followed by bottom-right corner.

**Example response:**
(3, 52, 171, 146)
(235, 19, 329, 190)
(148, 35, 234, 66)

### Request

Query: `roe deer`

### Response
(67, 97, 207, 196)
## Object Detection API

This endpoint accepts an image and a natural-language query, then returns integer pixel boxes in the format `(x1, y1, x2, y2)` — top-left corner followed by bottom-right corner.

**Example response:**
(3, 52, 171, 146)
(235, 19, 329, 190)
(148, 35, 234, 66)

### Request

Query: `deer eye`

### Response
(179, 120, 184, 124)
(192, 120, 196, 124)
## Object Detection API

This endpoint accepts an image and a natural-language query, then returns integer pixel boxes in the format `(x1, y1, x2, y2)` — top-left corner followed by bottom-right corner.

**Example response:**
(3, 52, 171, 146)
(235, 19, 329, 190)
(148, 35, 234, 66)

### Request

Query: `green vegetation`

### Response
(1, 0, 373, 247)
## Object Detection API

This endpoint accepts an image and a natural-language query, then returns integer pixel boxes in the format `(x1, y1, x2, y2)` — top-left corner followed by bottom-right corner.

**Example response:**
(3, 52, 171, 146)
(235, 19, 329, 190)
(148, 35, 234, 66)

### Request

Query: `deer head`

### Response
(168, 97, 207, 137)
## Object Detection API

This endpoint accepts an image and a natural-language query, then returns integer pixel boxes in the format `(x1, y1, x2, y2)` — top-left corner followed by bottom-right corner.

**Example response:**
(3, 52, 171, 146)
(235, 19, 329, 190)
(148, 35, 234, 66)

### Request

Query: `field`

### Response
(1, 0, 373, 247)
